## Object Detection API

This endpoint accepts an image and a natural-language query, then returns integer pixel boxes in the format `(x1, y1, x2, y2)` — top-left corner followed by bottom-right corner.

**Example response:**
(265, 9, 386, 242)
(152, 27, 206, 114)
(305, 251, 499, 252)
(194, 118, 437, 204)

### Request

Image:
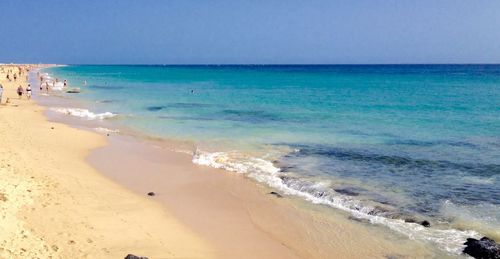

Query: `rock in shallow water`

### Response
(402, 218, 430, 227)
(334, 188, 360, 196)
(463, 237, 500, 259)
(124, 254, 148, 259)
(420, 220, 430, 227)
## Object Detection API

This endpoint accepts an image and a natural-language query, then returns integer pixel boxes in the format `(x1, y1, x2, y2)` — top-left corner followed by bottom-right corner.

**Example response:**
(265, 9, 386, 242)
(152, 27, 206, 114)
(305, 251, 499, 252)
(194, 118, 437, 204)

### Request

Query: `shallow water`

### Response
(43, 64, 500, 254)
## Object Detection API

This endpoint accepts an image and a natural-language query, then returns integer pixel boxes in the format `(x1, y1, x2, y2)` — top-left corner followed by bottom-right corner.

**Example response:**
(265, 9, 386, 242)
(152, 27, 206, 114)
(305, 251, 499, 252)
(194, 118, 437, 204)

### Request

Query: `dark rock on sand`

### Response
(147, 192, 155, 196)
(463, 237, 500, 259)
(399, 216, 430, 227)
(51, 127, 54, 129)
(124, 254, 149, 259)
(269, 191, 283, 198)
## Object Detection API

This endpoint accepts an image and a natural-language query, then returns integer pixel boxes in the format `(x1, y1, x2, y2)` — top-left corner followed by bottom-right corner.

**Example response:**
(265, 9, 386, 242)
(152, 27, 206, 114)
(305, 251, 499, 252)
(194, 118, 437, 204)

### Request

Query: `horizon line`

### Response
(43, 63, 500, 66)
(3, 62, 500, 66)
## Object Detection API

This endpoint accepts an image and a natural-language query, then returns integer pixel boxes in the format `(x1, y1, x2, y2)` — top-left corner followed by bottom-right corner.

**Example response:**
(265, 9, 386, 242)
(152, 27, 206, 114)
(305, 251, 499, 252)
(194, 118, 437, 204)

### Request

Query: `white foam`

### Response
(94, 127, 120, 133)
(51, 82, 65, 91)
(462, 175, 496, 185)
(192, 150, 481, 255)
(51, 107, 117, 120)
(441, 200, 500, 240)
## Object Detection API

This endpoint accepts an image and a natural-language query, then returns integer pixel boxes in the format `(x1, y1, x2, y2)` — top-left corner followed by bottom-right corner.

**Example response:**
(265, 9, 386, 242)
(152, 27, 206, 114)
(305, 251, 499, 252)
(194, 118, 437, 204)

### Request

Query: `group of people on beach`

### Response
(15, 84, 32, 100)
(0, 65, 32, 104)
(0, 66, 71, 103)
(1, 65, 80, 104)
(4, 66, 27, 82)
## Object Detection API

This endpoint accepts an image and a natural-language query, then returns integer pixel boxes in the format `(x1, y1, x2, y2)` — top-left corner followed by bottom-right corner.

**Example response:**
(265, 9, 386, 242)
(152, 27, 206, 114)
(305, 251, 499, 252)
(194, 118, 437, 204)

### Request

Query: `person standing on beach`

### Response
(0, 84, 3, 103)
(63, 79, 67, 87)
(17, 85, 24, 99)
(26, 84, 32, 100)
(46, 82, 50, 92)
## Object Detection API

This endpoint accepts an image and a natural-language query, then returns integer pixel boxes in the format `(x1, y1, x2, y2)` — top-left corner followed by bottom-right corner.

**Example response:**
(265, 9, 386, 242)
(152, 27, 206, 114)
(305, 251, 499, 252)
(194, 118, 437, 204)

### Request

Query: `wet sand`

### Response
(88, 134, 437, 259)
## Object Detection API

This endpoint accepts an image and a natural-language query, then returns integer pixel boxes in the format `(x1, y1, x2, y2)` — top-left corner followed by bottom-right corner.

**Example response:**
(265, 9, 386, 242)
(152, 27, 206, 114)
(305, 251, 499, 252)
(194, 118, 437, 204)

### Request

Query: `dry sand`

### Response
(0, 65, 214, 258)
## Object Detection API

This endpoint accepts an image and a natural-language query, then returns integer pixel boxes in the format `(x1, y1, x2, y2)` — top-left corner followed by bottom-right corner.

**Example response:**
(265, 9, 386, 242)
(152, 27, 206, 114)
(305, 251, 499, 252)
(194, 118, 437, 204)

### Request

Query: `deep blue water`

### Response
(43, 65, 500, 253)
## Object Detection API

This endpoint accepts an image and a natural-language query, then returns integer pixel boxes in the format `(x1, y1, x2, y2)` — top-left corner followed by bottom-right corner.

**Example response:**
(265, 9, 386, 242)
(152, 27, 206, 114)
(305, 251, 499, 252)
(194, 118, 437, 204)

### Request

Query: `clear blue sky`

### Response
(1, 0, 499, 64)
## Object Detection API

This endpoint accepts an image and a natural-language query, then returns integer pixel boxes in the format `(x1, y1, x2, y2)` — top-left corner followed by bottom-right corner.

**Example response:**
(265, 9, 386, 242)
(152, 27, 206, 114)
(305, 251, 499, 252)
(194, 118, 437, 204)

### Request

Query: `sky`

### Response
(0, 0, 499, 64)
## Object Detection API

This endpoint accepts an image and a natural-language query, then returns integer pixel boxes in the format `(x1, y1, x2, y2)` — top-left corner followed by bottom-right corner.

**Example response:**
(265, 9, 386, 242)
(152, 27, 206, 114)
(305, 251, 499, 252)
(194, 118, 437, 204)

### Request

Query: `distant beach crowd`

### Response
(0, 65, 76, 104)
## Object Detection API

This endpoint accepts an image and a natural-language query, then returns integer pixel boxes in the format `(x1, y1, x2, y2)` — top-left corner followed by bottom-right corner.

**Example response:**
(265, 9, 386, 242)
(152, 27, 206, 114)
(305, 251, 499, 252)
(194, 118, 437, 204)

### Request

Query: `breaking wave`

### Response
(50, 107, 117, 120)
(192, 149, 480, 254)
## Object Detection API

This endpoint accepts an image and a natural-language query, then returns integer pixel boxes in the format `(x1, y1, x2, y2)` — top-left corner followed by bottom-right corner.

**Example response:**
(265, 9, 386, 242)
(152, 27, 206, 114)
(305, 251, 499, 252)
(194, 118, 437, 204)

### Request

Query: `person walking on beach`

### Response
(63, 79, 67, 87)
(17, 85, 24, 99)
(46, 82, 50, 92)
(0, 84, 3, 104)
(26, 84, 32, 100)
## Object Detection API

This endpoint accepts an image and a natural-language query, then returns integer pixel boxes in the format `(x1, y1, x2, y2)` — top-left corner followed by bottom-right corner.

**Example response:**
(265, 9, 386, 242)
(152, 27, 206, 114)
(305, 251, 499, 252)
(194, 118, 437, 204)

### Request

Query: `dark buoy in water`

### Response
(147, 192, 155, 196)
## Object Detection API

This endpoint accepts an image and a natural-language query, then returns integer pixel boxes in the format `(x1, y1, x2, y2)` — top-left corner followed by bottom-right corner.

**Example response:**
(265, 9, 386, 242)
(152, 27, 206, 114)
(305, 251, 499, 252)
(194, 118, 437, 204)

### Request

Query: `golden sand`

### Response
(0, 65, 214, 258)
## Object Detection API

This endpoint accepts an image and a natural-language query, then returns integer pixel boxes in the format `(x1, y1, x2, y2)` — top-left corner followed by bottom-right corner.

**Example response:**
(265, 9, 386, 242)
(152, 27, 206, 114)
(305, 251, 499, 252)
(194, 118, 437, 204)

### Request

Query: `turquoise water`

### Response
(44, 65, 500, 253)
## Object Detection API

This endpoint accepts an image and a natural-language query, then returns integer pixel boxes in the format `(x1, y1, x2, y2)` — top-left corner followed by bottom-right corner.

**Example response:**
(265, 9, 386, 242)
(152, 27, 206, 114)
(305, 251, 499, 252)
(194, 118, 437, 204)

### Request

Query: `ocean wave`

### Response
(192, 149, 480, 254)
(51, 82, 65, 91)
(50, 107, 117, 120)
(441, 200, 500, 240)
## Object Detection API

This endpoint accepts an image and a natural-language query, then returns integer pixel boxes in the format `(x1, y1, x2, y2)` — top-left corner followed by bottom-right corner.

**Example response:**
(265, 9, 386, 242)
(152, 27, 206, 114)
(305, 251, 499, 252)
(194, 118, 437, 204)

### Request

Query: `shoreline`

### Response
(32, 65, 444, 258)
(0, 65, 215, 258)
(87, 133, 439, 258)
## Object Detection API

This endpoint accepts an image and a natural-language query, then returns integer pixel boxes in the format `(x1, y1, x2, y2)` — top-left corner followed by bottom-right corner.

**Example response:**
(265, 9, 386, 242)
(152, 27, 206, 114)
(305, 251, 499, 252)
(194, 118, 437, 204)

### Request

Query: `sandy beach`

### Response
(0, 64, 441, 258)
(2, 2, 499, 258)
(0, 65, 214, 258)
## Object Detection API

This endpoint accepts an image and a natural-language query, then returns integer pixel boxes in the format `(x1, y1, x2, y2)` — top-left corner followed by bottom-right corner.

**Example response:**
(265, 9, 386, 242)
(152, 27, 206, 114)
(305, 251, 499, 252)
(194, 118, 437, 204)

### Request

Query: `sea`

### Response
(38, 65, 500, 255)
